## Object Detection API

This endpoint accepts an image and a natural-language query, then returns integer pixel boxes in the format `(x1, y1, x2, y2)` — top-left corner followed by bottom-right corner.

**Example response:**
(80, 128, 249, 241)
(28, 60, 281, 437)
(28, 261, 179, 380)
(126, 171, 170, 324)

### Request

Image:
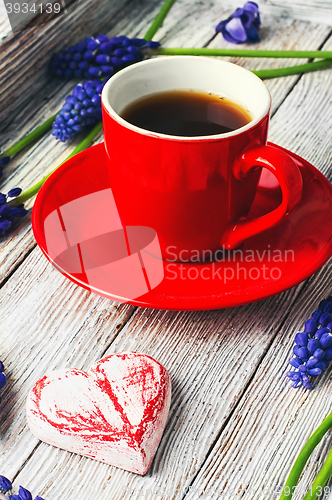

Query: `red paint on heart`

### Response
(26, 353, 171, 474)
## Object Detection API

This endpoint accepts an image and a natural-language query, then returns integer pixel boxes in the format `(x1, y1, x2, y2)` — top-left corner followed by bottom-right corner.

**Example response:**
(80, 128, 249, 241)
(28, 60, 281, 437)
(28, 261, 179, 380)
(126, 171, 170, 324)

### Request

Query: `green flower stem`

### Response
(144, 0, 177, 41)
(6, 0, 176, 206)
(2, 0, 177, 161)
(253, 59, 332, 79)
(278, 410, 332, 500)
(2, 113, 56, 158)
(10, 122, 103, 207)
(151, 47, 332, 59)
(8, 0, 176, 206)
(303, 445, 332, 500)
(150, 46, 332, 78)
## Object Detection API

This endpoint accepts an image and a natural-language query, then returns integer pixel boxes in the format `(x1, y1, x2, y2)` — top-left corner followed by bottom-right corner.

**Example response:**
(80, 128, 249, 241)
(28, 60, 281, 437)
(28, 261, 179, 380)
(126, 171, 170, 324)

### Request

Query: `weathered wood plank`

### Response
(184, 261, 332, 500)
(0, 246, 136, 478)
(268, 34, 332, 177)
(0, 281, 304, 498)
(2, 0, 331, 40)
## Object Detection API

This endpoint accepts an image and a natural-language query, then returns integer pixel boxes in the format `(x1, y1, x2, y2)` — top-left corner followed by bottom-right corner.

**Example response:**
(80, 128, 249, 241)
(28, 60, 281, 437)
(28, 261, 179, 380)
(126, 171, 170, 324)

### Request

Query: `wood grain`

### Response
(222, 0, 332, 24)
(0, 246, 136, 478)
(0, 0, 11, 40)
(182, 33, 332, 500)
(184, 263, 332, 500)
(1, 281, 304, 498)
(0, 0, 332, 498)
(0, 0, 166, 125)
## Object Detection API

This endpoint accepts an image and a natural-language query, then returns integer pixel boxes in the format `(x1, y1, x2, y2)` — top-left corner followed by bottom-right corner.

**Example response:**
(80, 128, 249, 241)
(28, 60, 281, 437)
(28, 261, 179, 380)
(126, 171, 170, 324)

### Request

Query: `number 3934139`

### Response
(5, 2, 61, 14)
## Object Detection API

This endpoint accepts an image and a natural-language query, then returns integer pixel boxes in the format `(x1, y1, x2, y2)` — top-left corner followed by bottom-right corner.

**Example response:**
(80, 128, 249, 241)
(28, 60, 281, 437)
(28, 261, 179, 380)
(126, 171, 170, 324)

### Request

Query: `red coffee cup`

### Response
(102, 56, 302, 261)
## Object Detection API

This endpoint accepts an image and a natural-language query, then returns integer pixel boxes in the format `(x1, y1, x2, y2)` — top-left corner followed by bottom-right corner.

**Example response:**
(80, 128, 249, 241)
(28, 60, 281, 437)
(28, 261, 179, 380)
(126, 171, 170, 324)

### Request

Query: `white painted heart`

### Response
(26, 352, 171, 474)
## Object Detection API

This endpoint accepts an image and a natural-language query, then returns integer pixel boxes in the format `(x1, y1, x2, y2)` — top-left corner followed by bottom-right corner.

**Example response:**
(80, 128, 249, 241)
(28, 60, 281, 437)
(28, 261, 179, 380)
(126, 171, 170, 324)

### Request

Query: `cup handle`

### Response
(221, 144, 303, 249)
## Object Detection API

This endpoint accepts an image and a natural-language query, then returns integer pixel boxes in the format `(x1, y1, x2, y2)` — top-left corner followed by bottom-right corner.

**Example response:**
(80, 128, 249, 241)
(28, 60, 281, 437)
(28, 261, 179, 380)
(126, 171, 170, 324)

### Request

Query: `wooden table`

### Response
(1, 0, 332, 498)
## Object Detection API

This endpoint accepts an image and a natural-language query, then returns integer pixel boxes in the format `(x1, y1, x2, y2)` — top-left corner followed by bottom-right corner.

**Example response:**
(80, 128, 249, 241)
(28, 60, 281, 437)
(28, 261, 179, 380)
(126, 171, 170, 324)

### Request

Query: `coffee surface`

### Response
(121, 90, 252, 137)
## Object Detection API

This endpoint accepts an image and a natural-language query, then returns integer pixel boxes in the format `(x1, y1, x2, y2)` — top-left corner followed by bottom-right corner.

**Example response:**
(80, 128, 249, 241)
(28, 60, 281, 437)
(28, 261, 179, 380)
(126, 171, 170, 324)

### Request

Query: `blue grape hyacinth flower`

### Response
(0, 474, 12, 493)
(0, 361, 7, 400)
(216, 2, 261, 44)
(0, 188, 27, 236)
(0, 476, 44, 500)
(287, 296, 332, 389)
(52, 79, 105, 142)
(50, 35, 160, 80)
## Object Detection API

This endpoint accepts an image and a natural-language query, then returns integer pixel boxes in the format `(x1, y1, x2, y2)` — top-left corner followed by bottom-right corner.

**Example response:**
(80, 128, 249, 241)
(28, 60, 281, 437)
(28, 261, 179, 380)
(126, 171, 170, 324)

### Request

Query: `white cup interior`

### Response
(102, 56, 271, 140)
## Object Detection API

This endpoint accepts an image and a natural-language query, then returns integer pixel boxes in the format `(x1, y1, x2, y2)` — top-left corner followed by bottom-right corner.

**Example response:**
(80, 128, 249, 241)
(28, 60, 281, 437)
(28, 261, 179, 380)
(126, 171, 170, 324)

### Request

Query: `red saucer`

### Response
(32, 142, 332, 310)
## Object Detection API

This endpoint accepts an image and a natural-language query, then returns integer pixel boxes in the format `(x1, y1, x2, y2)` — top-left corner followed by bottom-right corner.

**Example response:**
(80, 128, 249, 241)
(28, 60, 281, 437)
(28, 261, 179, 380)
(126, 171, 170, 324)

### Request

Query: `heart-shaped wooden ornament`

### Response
(26, 352, 171, 474)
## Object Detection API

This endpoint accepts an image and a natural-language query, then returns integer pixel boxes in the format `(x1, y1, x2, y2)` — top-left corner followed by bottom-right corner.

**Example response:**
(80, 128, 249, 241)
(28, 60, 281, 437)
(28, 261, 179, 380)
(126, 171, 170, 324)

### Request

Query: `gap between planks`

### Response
(269, 27, 332, 122)
(0, 2, 332, 496)
(183, 263, 332, 500)
(2, 283, 305, 499)
(180, 279, 309, 500)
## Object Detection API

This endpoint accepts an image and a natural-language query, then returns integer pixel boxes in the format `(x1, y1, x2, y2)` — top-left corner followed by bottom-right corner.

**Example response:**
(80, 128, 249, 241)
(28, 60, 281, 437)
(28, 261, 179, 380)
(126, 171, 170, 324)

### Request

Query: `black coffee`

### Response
(121, 89, 252, 137)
